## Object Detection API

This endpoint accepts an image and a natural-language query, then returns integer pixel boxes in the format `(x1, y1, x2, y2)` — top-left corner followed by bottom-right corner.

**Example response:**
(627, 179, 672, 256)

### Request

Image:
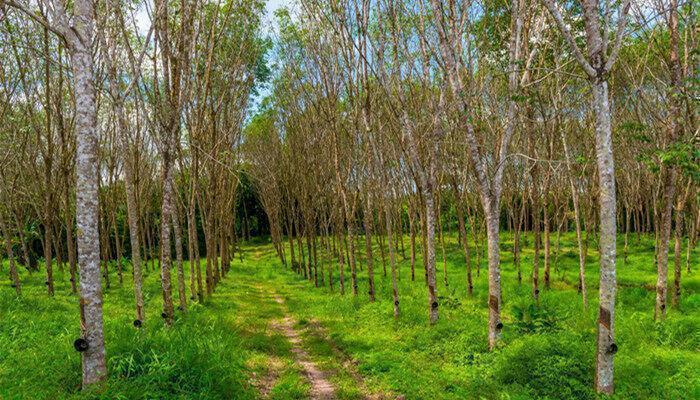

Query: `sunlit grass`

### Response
(0, 232, 698, 399)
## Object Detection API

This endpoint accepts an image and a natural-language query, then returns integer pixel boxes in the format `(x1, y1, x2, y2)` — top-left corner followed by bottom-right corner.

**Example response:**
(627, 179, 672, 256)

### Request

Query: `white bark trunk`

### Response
(591, 79, 617, 395)
(70, 4, 107, 382)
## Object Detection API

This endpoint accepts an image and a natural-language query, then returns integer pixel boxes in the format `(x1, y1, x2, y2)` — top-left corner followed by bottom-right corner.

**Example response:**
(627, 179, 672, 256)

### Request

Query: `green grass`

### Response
(0, 258, 309, 399)
(248, 232, 699, 399)
(0, 232, 698, 399)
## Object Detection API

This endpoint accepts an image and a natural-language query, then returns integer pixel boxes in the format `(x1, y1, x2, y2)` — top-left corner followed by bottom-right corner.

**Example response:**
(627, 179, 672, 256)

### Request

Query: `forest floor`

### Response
(1, 232, 698, 399)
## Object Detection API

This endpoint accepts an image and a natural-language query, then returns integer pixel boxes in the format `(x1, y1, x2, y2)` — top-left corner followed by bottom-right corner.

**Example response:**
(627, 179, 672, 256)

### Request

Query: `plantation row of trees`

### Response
(0, 0, 267, 386)
(0, 0, 697, 395)
(243, 0, 698, 395)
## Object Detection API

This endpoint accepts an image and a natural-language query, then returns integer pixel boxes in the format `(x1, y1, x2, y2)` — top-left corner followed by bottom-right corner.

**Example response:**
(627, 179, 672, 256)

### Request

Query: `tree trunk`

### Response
(562, 133, 588, 308)
(64, 192, 78, 295)
(409, 206, 416, 281)
(70, 9, 108, 382)
(110, 209, 123, 286)
(544, 201, 551, 289)
(591, 78, 617, 395)
(172, 203, 187, 311)
(384, 200, 399, 318)
(122, 145, 144, 321)
(452, 177, 473, 296)
(655, 0, 682, 320)
(484, 207, 503, 350)
(424, 186, 439, 324)
(159, 163, 175, 325)
(1, 217, 21, 295)
(672, 181, 691, 307)
(363, 195, 375, 302)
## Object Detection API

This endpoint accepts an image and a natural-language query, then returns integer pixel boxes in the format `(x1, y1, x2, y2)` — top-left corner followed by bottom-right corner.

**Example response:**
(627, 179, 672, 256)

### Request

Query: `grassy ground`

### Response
(0, 257, 312, 399)
(0, 232, 698, 399)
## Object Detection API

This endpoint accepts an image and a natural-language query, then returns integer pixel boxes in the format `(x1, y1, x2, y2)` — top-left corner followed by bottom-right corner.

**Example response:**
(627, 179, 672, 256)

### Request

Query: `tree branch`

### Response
(604, 0, 631, 72)
(1, 0, 66, 42)
(540, 0, 597, 78)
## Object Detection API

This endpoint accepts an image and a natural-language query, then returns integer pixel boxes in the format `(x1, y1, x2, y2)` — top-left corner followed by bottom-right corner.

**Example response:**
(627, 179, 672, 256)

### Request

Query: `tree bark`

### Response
(1, 216, 21, 295)
(172, 202, 187, 311)
(159, 163, 175, 325)
(451, 177, 472, 295)
(70, 0, 108, 382)
(363, 195, 375, 301)
(655, 0, 682, 320)
(562, 133, 588, 308)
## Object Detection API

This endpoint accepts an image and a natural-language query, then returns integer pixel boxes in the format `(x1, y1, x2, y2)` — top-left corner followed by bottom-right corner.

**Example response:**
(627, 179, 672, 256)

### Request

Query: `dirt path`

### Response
(271, 294, 337, 399)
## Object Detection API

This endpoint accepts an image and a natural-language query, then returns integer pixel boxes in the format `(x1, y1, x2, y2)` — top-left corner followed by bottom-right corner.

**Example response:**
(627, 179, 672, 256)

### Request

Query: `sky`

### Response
(265, 0, 290, 20)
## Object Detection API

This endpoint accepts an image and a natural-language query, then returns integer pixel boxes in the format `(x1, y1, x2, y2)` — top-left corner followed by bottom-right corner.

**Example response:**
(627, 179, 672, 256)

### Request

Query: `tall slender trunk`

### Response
(287, 219, 296, 270)
(424, 186, 439, 324)
(591, 78, 617, 395)
(533, 207, 541, 304)
(437, 195, 448, 288)
(159, 161, 175, 325)
(336, 227, 345, 295)
(451, 177, 472, 295)
(13, 212, 31, 272)
(484, 206, 503, 350)
(655, 0, 681, 320)
(122, 141, 144, 322)
(42, 26, 54, 297)
(186, 176, 198, 302)
(1, 217, 21, 295)
(44, 218, 54, 296)
(375, 217, 387, 277)
(313, 233, 321, 286)
(363, 195, 375, 301)
(624, 203, 630, 263)
(204, 212, 214, 294)
(544, 201, 551, 289)
(69, 7, 108, 382)
(687, 208, 698, 273)
(172, 203, 187, 311)
(672, 181, 690, 307)
(409, 206, 416, 281)
(655, 167, 676, 320)
(514, 200, 524, 284)
(384, 200, 399, 318)
(562, 133, 588, 308)
(64, 193, 78, 294)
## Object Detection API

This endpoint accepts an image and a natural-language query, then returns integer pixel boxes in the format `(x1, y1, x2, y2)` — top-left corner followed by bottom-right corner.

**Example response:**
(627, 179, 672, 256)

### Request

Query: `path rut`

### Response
(271, 293, 336, 399)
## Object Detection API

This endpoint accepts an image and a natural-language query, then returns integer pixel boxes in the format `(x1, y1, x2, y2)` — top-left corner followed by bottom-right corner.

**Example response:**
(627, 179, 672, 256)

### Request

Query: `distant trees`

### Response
(1, 0, 266, 388)
(240, 0, 698, 396)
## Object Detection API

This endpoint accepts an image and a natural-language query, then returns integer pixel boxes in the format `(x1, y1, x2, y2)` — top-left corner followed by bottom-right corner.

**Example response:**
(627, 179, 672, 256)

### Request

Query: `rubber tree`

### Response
(542, 0, 630, 393)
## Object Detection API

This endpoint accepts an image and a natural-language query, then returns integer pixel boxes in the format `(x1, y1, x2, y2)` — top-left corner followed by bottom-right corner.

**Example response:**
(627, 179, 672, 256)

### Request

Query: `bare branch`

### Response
(540, 0, 597, 78)
(604, 0, 631, 72)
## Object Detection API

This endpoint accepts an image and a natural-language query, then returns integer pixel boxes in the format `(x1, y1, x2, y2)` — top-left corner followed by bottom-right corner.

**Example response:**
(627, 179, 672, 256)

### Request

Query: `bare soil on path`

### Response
(271, 294, 337, 399)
